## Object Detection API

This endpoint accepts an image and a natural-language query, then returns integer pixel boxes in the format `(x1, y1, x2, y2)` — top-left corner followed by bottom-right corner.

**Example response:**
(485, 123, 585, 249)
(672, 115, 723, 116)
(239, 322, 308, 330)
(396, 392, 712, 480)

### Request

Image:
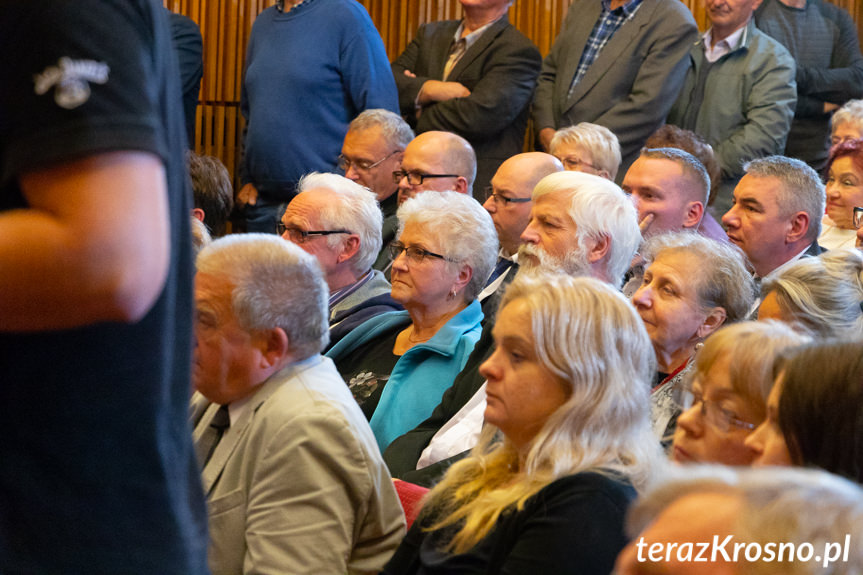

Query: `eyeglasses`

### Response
(278, 223, 352, 243)
(388, 241, 456, 264)
(483, 186, 532, 206)
(337, 150, 399, 173)
(558, 156, 597, 172)
(672, 381, 756, 432)
(392, 170, 459, 186)
(854, 207, 863, 229)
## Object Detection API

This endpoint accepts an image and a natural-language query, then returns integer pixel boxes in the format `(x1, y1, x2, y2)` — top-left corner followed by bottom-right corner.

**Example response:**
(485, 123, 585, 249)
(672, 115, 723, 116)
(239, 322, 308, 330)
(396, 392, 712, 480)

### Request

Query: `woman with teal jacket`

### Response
(327, 191, 498, 452)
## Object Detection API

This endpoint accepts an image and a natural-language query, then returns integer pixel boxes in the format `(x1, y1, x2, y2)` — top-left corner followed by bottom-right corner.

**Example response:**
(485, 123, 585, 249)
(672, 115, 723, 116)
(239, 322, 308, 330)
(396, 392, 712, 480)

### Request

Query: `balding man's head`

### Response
(483, 152, 563, 255)
(396, 131, 477, 204)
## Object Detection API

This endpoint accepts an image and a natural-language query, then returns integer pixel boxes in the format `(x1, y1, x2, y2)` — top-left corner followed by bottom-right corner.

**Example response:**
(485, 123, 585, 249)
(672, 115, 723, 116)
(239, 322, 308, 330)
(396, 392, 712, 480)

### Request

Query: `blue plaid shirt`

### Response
(568, 0, 645, 97)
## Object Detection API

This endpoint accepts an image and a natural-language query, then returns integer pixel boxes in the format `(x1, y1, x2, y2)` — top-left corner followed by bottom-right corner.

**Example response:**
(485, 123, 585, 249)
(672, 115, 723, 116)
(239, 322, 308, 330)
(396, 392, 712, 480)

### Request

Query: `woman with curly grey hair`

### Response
(630, 232, 756, 442)
(383, 272, 664, 574)
(327, 191, 497, 452)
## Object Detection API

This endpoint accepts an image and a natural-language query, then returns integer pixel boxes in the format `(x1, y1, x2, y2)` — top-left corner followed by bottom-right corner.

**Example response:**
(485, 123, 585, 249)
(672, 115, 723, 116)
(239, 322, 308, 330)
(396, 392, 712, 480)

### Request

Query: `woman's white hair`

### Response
(196, 234, 329, 360)
(532, 171, 641, 287)
(832, 99, 863, 135)
(548, 122, 622, 180)
(396, 191, 498, 301)
(761, 248, 863, 339)
(297, 172, 382, 277)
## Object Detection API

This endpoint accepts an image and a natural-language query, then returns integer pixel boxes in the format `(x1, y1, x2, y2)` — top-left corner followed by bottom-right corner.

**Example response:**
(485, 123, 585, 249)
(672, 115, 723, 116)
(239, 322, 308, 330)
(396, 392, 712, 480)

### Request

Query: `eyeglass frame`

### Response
(388, 241, 458, 264)
(483, 186, 533, 206)
(392, 170, 460, 186)
(337, 150, 400, 173)
(853, 206, 863, 229)
(278, 223, 352, 243)
(557, 156, 598, 172)
(672, 379, 756, 433)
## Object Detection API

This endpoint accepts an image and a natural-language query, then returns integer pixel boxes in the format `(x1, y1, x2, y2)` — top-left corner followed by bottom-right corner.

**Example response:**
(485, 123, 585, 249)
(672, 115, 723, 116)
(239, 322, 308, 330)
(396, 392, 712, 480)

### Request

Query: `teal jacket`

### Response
(667, 18, 796, 204)
(326, 300, 483, 452)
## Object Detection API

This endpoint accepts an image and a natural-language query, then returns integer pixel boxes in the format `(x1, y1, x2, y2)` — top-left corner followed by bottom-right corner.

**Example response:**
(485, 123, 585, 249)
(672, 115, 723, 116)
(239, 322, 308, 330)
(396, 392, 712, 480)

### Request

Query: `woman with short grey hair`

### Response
(327, 191, 497, 452)
(630, 232, 756, 442)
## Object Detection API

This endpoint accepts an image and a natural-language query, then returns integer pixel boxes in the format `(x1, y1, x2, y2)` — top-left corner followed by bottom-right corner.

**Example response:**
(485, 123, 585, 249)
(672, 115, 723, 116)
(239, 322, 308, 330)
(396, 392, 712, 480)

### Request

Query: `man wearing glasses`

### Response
(279, 173, 401, 349)
(394, 131, 477, 204)
(339, 109, 415, 270)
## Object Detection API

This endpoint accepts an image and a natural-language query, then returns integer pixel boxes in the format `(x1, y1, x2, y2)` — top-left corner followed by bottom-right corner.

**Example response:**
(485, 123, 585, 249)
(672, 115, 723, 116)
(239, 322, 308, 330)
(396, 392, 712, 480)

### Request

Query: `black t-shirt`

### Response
(383, 472, 636, 575)
(337, 328, 401, 419)
(0, 1, 207, 573)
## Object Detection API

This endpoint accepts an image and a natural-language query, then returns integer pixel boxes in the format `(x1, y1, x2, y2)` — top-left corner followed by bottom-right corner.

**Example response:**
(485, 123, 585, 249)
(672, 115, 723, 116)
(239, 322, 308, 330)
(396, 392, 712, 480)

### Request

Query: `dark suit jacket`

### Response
(392, 17, 541, 193)
(167, 11, 203, 147)
(532, 0, 698, 178)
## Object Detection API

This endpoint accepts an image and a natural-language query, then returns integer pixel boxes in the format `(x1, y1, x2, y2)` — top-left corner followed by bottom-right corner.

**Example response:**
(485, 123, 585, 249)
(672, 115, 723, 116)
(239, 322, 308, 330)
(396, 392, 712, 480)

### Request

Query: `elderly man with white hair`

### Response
(190, 234, 405, 575)
(280, 172, 402, 349)
(384, 170, 642, 486)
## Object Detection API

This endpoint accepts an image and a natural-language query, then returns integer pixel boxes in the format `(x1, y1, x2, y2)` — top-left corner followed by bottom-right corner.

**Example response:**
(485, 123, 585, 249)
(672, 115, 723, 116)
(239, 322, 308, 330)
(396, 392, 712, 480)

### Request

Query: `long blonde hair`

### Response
(421, 273, 664, 553)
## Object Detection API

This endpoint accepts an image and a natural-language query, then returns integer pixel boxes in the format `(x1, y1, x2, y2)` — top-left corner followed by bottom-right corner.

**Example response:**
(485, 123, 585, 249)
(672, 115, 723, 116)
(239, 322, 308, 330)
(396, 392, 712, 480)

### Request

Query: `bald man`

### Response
(394, 131, 477, 203)
(483, 152, 564, 257)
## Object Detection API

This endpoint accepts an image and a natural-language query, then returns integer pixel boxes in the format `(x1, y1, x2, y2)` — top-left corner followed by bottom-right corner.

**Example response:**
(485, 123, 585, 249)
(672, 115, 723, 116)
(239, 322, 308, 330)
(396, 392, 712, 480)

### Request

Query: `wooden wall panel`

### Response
(165, 0, 863, 186)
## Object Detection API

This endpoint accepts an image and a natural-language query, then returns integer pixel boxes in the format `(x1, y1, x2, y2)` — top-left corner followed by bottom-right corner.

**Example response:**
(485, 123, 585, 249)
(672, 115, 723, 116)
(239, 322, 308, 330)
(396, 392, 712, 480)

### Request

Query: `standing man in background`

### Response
(392, 0, 541, 193)
(756, 0, 863, 170)
(0, 1, 208, 573)
(532, 0, 698, 180)
(237, 0, 398, 233)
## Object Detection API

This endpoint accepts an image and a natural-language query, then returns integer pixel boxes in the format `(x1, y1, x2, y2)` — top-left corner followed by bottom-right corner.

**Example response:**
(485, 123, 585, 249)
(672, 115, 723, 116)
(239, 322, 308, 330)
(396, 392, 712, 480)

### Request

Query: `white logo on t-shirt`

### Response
(33, 57, 109, 110)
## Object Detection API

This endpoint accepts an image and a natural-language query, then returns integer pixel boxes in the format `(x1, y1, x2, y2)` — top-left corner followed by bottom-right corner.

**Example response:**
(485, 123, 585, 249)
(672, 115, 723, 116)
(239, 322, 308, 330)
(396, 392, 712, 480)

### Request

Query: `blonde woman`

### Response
(382, 273, 665, 574)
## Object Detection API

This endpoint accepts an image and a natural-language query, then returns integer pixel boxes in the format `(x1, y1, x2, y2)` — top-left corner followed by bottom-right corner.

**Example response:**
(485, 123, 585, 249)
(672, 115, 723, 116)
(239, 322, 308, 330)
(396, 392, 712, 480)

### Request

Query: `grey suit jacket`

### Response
(532, 0, 698, 177)
(392, 16, 541, 192)
(191, 355, 405, 575)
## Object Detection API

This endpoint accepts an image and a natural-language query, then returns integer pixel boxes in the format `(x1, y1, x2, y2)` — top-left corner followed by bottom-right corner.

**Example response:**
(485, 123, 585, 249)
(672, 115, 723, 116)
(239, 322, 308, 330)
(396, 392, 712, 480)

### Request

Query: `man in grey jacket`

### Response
(666, 0, 796, 215)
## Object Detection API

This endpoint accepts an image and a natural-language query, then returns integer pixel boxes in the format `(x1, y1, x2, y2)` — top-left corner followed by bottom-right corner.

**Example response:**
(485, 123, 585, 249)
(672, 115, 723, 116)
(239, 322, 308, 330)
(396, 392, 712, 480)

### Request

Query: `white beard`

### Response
(517, 242, 592, 278)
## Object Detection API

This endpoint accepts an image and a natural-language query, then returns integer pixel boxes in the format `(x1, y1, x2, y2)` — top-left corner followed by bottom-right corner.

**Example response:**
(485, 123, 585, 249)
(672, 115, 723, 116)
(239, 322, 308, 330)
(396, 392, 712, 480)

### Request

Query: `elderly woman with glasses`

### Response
(327, 191, 497, 452)
(670, 321, 809, 466)
(819, 139, 863, 249)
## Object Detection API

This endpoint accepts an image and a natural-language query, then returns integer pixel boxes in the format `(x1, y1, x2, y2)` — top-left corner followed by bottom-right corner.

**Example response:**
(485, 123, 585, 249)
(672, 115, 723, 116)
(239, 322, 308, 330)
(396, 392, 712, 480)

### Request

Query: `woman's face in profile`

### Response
(671, 352, 763, 466)
(745, 374, 793, 467)
(631, 251, 709, 358)
(825, 156, 863, 229)
(480, 298, 570, 452)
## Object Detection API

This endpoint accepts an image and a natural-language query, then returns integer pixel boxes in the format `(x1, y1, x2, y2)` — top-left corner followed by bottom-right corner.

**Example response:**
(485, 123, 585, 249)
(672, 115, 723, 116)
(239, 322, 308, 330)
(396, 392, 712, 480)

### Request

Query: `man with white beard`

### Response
(383, 170, 641, 485)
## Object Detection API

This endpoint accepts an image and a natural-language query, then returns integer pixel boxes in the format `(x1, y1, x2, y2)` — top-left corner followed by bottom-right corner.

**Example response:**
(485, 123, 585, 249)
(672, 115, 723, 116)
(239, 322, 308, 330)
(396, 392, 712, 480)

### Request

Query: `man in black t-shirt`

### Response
(0, 1, 208, 573)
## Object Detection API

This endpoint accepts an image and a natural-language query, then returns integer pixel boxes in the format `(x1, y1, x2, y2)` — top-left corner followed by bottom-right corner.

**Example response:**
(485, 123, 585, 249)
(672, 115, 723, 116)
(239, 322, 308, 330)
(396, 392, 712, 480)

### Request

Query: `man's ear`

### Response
(455, 177, 470, 196)
(696, 307, 727, 339)
(786, 211, 811, 244)
(336, 234, 361, 264)
(587, 234, 611, 264)
(258, 327, 290, 369)
(682, 201, 704, 229)
(191, 207, 205, 222)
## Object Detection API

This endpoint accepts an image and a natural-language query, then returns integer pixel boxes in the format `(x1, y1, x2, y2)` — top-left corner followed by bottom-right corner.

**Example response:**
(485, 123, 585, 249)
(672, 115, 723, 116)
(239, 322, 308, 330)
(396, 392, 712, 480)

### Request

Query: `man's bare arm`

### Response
(0, 151, 170, 331)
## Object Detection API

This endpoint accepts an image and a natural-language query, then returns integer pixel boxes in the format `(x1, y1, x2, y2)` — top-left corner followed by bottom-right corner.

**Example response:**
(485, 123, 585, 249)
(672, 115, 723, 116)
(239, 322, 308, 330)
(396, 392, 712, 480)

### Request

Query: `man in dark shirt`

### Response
(0, 1, 208, 572)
